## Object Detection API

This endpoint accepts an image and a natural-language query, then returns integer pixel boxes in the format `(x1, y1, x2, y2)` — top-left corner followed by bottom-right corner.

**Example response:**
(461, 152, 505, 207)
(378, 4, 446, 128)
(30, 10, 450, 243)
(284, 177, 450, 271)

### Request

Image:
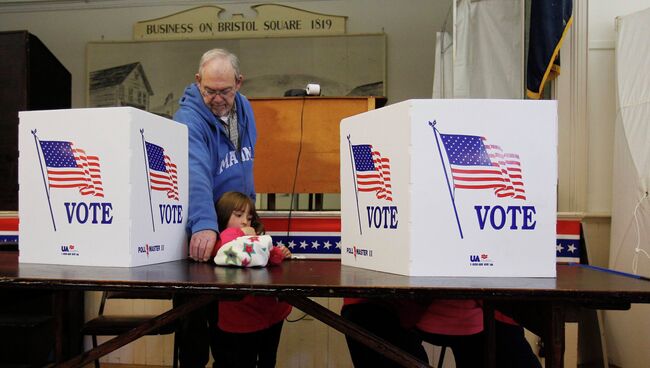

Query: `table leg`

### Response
(57, 294, 217, 368)
(545, 303, 565, 368)
(52, 290, 65, 363)
(284, 296, 432, 368)
(483, 301, 496, 368)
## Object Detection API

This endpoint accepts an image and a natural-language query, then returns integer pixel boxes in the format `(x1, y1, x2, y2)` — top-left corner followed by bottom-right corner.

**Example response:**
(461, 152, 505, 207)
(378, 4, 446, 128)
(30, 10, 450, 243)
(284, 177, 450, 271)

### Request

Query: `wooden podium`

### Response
(250, 96, 386, 194)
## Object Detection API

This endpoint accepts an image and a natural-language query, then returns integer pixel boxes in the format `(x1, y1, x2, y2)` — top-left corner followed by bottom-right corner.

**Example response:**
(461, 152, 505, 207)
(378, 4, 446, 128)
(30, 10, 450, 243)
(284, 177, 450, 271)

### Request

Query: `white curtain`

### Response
(432, 31, 453, 98)
(443, 0, 523, 99)
(615, 8, 650, 194)
(606, 7, 650, 368)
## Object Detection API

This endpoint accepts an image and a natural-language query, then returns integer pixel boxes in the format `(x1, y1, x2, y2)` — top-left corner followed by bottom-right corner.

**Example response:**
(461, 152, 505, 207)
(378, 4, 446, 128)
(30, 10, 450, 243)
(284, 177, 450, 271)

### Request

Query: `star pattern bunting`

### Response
(268, 234, 341, 259)
(556, 219, 581, 263)
(0, 217, 18, 244)
(261, 212, 343, 259)
(2, 214, 581, 263)
(262, 216, 580, 263)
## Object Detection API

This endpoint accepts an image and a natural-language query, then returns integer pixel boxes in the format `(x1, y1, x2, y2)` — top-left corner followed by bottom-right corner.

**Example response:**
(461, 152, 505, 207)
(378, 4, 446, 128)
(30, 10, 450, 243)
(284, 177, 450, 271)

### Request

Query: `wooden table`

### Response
(2, 252, 650, 368)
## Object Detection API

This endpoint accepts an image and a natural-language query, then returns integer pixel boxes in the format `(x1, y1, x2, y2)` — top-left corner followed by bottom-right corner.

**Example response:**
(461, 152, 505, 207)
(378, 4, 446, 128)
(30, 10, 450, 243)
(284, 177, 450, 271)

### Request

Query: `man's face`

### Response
(195, 59, 242, 118)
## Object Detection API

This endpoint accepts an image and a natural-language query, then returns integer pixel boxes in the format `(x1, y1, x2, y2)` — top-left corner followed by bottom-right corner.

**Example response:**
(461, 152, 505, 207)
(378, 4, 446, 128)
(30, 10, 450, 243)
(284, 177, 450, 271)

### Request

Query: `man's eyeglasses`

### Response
(201, 86, 235, 99)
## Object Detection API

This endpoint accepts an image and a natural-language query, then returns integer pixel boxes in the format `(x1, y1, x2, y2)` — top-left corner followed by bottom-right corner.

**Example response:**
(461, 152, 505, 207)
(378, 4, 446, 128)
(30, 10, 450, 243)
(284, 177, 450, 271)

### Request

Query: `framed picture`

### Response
(86, 34, 386, 117)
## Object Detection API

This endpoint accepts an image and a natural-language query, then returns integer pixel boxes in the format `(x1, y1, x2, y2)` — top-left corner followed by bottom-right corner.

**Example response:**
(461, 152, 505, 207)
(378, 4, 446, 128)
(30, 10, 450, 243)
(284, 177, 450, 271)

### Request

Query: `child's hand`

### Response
(276, 245, 292, 259)
(241, 226, 256, 235)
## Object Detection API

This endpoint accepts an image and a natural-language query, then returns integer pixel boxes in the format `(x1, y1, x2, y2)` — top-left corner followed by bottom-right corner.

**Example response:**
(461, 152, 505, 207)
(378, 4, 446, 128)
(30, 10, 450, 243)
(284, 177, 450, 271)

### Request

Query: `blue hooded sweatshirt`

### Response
(173, 83, 257, 235)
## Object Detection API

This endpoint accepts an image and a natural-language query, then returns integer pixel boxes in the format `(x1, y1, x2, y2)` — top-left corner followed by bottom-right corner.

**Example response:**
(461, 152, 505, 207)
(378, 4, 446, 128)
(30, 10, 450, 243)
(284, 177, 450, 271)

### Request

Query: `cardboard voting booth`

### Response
(18, 107, 188, 267)
(340, 99, 557, 277)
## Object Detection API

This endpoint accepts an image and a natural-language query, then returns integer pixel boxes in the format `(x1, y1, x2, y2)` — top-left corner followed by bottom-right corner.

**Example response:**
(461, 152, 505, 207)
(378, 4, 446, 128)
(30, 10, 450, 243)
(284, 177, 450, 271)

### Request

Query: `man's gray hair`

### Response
(198, 48, 241, 79)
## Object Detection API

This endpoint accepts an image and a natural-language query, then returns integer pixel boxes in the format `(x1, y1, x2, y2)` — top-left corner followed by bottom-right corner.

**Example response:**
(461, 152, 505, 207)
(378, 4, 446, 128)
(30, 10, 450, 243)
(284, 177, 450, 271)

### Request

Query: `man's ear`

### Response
(236, 74, 244, 88)
(195, 73, 201, 84)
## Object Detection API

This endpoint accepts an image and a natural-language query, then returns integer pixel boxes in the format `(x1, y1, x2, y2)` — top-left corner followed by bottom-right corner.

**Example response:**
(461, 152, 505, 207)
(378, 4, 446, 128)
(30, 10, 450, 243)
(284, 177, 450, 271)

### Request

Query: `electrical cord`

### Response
(632, 191, 649, 274)
(286, 97, 306, 239)
(286, 313, 309, 323)
(284, 98, 307, 324)
(612, 190, 649, 274)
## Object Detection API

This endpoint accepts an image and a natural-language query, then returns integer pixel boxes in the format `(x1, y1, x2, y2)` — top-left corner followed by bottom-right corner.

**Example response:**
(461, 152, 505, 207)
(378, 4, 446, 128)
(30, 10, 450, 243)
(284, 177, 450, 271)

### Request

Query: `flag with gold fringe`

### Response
(526, 0, 573, 99)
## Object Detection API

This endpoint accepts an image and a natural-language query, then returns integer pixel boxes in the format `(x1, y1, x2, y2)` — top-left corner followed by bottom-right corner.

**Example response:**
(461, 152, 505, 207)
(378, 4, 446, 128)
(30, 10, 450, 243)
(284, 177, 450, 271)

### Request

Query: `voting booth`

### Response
(18, 107, 188, 267)
(340, 99, 557, 277)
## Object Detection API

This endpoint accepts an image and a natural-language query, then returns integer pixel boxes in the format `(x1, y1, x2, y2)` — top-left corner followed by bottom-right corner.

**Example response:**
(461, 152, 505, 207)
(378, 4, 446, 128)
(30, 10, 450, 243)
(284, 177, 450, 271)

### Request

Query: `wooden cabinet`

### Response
(250, 96, 386, 194)
(0, 30, 71, 210)
(0, 31, 79, 366)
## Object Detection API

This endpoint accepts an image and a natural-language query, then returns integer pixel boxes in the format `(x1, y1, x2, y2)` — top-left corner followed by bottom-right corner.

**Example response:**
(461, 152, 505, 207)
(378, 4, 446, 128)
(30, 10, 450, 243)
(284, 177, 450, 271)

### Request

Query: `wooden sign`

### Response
(133, 4, 346, 41)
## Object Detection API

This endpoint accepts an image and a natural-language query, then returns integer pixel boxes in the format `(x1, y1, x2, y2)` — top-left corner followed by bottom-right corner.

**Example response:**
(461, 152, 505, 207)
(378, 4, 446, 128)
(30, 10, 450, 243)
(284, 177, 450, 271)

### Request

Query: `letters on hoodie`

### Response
(218, 146, 253, 174)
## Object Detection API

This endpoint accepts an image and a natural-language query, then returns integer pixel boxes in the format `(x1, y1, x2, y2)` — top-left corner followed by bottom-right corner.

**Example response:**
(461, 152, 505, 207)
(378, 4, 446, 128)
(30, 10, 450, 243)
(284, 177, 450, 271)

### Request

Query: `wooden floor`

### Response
(83, 362, 621, 368)
(84, 365, 170, 368)
(89, 362, 620, 368)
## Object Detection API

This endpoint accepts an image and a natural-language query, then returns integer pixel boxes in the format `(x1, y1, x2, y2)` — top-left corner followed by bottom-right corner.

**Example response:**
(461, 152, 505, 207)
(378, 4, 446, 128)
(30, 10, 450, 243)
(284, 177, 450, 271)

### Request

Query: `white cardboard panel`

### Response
(340, 99, 557, 277)
(18, 107, 188, 267)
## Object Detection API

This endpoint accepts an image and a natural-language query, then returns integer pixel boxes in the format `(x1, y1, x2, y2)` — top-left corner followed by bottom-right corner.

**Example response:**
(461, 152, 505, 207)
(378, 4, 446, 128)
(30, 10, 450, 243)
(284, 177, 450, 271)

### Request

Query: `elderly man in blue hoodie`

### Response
(173, 48, 257, 367)
(174, 48, 257, 262)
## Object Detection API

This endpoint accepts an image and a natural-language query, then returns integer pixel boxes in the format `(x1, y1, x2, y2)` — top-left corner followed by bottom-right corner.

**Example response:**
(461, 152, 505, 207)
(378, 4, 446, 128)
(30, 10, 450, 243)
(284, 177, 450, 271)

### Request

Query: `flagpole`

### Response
(429, 121, 463, 239)
(347, 135, 362, 235)
(32, 130, 57, 231)
(140, 129, 155, 232)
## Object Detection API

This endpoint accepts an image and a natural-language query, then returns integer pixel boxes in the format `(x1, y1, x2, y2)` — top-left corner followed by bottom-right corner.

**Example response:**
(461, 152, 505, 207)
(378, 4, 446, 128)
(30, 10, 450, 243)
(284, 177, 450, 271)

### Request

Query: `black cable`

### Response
(286, 97, 306, 238)
(284, 98, 306, 322)
(286, 313, 309, 323)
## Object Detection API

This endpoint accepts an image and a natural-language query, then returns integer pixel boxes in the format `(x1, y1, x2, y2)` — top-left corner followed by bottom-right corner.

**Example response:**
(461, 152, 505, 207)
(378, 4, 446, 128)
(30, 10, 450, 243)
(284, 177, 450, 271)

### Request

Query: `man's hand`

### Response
(189, 229, 217, 262)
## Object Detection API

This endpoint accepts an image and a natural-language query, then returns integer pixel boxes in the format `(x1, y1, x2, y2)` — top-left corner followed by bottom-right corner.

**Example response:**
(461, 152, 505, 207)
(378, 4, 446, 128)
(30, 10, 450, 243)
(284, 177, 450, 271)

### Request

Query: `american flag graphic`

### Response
(351, 144, 392, 201)
(439, 134, 526, 200)
(39, 140, 104, 197)
(145, 141, 179, 201)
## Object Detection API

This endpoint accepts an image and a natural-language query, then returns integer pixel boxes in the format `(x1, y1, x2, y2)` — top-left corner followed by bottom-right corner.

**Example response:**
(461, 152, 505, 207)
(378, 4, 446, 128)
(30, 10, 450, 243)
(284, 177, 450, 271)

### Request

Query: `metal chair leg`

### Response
(92, 335, 100, 368)
(437, 345, 447, 368)
(172, 331, 179, 368)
